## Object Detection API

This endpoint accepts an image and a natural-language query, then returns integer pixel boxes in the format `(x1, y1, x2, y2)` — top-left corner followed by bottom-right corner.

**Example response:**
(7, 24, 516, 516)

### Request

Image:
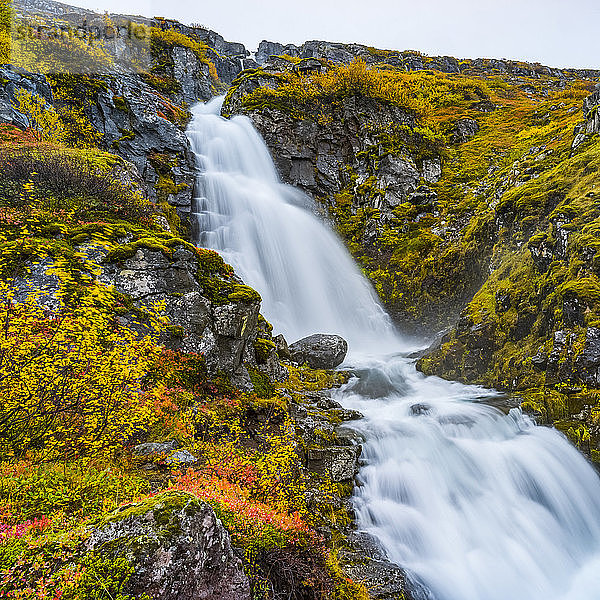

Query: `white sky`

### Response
(66, 0, 600, 70)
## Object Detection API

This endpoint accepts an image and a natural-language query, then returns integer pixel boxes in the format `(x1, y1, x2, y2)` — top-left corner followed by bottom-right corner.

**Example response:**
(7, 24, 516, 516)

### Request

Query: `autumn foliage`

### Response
(0, 282, 162, 460)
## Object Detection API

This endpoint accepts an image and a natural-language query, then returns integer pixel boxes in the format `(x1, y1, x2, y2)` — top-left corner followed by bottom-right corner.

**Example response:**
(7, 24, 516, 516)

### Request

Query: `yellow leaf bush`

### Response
(0, 281, 162, 460)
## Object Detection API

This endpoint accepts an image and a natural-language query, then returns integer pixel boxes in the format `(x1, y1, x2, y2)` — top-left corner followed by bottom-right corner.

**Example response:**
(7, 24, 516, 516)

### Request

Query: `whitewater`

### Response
(187, 96, 600, 600)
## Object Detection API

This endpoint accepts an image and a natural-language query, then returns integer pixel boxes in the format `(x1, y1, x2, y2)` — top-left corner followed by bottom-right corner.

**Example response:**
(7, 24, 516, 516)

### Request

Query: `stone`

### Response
(164, 449, 198, 465)
(273, 333, 292, 360)
(451, 118, 479, 144)
(306, 445, 361, 481)
(339, 547, 432, 600)
(422, 158, 442, 183)
(86, 492, 251, 600)
(133, 440, 179, 456)
(575, 327, 600, 386)
(289, 334, 348, 369)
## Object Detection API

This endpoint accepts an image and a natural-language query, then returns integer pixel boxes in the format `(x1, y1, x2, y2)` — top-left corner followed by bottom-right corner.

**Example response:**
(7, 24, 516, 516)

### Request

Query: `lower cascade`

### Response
(187, 97, 600, 600)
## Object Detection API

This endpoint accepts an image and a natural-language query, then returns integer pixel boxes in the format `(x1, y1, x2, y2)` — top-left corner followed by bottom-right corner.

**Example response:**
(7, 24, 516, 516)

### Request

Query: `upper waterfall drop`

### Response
(186, 96, 401, 350)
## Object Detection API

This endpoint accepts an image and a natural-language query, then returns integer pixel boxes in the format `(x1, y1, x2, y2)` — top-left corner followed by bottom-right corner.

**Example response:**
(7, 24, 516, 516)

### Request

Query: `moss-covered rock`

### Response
(87, 491, 251, 600)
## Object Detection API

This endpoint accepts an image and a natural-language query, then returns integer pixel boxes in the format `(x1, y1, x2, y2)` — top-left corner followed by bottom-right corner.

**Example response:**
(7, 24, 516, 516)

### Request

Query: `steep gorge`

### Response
(224, 51, 600, 454)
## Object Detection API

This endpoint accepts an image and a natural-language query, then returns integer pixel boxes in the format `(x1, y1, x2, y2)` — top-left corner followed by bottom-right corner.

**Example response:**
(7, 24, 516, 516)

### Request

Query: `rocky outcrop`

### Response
(573, 87, 600, 148)
(340, 532, 433, 600)
(0, 66, 53, 129)
(87, 491, 251, 600)
(255, 39, 600, 80)
(93, 241, 281, 383)
(226, 84, 424, 226)
(224, 62, 488, 333)
(289, 334, 348, 369)
(10, 213, 284, 384)
(451, 118, 480, 144)
(154, 17, 250, 85)
(583, 88, 600, 134)
(89, 74, 196, 212)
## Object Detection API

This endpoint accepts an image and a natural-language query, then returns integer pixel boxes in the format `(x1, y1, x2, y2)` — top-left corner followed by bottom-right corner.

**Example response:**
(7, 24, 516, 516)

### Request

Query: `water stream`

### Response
(187, 96, 600, 600)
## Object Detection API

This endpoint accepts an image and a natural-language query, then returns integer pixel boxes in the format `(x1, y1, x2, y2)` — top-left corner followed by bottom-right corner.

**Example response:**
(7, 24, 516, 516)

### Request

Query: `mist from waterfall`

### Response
(186, 96, 600, 600)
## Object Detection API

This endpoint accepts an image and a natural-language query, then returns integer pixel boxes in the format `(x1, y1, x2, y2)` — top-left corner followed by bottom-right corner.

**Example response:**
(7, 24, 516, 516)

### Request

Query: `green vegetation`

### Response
(0, 90, 367, 598)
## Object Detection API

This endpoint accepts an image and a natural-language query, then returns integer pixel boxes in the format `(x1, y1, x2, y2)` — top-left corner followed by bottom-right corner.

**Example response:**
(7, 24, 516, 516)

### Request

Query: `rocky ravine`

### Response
(225, 52, 600, 453)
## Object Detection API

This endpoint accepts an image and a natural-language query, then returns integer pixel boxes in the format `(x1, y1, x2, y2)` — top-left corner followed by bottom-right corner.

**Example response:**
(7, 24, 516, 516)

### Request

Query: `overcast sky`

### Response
(67, 0, 600, 70)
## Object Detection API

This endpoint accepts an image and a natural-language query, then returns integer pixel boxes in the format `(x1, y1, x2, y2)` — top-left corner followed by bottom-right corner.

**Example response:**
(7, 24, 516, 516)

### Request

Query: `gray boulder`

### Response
(451, 118, 479, 144)
(306, 445, 360, 482)
(87, 491, 251, 600)
(289, 334, 348, 369)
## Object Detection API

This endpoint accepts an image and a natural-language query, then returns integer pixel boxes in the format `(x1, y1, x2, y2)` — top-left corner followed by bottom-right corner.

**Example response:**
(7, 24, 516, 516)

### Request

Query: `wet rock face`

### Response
(231, 94, 417, 202)
(254, 39, 600, 79)
(87, 492, 251, 600)
(0, 66, 53, 129)
(89, 74, 196, 213)
(289, 334, 348, 369)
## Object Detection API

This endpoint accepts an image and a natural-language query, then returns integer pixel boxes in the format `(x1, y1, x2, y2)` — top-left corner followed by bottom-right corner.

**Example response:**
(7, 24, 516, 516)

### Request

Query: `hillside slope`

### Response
(225, 51, 600, 452)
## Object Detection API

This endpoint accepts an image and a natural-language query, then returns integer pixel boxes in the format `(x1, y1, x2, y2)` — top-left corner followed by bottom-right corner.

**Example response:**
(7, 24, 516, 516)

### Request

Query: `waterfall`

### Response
(186, 96, 600, 600)
(186, 96, 399, 351)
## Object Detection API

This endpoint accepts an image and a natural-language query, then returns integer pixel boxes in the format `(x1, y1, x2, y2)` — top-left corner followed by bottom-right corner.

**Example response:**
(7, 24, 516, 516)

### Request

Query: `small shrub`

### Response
(0, 145, 152, 224)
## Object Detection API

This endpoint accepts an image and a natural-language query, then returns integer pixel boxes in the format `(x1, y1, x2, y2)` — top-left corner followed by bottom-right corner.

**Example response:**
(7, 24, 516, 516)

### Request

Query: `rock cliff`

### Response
(224, 52, 600, 454)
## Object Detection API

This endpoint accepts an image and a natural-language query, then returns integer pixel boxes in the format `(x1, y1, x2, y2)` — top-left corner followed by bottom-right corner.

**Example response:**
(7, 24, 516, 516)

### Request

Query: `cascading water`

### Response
(187, 96, 398, 351)
(187, 96, 600, 600)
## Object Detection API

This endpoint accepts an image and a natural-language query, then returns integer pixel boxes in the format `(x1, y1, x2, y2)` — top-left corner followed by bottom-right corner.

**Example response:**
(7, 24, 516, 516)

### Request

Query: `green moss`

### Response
(103, 236, 185, 262)
(254, 337, 276, 363)
(228, 284, 261, 303)
(248, 366, 275, 398)
(113, 95, 128, 111)
(98, 491, 200, 527)
(141, 72, 182, 95)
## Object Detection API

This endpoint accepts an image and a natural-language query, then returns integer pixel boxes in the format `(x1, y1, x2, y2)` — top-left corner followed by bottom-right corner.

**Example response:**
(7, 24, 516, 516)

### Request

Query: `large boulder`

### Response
(86, 491, 251, 600)
(289, 334, 348, 369)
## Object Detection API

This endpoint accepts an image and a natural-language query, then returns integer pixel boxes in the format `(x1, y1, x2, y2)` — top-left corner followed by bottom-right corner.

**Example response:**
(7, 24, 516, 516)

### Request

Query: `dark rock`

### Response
(528, 236, 554, 273)
(306, 444, 361, 481)
(96, 245, 260, 377)
(495, 292, 511, 313)
(273, 333, 292, 360)
(531, 351, 548, 370)
(470, 99, 497, 112)
(289, 334, 348, 369)
(575, 327, 600, 386)
(510, 310, 536, 341)
(89, 73, 196, 217)
(562, 295, 585, 326)
(451, 118, 479, 144)
(339, 548, 432, 600)
(410, 403, 431, 416)
(0, 66, 54, 129)
(349, 365, 409, 398)
(86, 492, 251, 600)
